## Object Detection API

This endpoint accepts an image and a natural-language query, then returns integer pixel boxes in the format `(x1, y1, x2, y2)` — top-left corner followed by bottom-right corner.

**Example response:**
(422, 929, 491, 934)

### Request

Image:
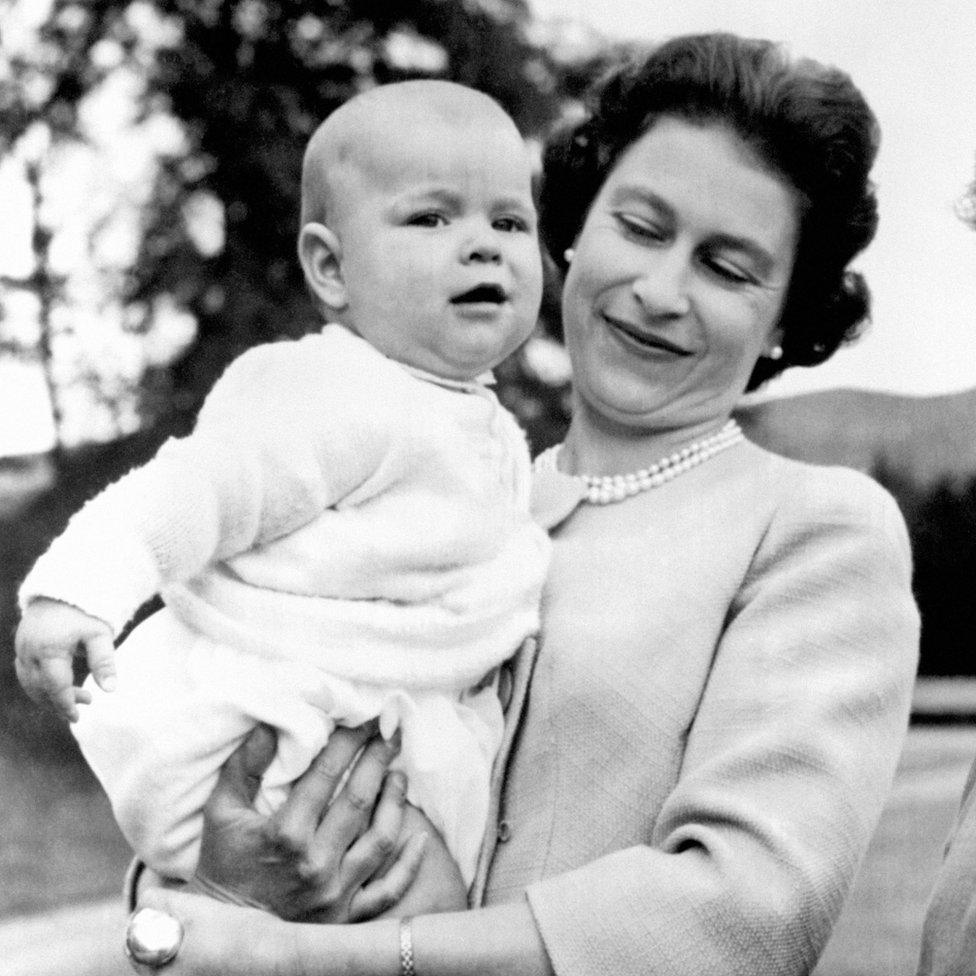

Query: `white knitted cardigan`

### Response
(20, 325, 549, 690)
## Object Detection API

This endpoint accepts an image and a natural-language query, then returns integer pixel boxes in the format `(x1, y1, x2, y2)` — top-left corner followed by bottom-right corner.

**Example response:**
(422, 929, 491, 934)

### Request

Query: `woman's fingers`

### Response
(193, 726, 278, 911)
(192, 721, 408, 924)
(320, 728, 402, 839)
(207, 724, 277, 815)
(347, 829, 428, 922)
(271, 722, 384, 851)
(339, 770, 408, 887)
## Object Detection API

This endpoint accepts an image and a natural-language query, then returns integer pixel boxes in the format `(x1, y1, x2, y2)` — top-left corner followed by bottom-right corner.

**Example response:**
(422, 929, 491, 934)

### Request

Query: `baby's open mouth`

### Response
(451, 284, 507, 304)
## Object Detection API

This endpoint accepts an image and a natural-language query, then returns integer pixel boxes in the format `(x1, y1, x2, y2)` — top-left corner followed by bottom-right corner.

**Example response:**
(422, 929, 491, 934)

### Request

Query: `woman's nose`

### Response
(631, 253, 691, 317)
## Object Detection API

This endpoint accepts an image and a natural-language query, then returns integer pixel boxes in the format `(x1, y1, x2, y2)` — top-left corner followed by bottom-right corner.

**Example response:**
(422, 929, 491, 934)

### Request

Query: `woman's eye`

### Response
(407, 212, 447, 228)
(706, 257, 755, 285)
(615, 212, 665, 241)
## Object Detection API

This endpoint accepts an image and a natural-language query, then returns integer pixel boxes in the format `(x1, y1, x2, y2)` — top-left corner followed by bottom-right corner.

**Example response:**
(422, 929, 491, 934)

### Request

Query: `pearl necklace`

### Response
(533, 419, 744, 505)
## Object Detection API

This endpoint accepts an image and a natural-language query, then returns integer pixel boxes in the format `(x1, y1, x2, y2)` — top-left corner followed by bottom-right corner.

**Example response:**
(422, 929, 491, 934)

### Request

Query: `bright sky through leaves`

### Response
(2, 0, 976, 455)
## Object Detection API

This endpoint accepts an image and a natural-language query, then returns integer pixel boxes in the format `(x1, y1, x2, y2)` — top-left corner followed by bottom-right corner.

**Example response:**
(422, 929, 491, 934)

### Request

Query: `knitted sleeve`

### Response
(525, 471, 919, 976)
(18, 336, 393, 634)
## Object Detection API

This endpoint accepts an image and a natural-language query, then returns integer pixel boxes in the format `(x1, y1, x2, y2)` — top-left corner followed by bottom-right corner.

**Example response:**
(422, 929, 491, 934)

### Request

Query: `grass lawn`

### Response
(0, 441, 158, 919)
(814, 724, 973, 975)
(0, 738, 131, 918)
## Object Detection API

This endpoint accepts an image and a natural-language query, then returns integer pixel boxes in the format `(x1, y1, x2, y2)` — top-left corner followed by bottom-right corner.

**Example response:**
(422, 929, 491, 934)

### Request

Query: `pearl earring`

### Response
(563, 248, 575, 265)
(767, 345, 784, 361)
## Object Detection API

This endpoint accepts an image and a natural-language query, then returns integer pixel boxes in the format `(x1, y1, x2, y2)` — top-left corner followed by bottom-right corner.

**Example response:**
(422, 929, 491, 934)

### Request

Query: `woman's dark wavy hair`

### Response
(540, 33, 881, 389)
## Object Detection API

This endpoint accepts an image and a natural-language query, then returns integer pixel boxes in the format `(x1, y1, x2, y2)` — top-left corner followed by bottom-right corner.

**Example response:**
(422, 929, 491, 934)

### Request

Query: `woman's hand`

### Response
(132, 887, 287, 976)
(192, 722, 465, 922)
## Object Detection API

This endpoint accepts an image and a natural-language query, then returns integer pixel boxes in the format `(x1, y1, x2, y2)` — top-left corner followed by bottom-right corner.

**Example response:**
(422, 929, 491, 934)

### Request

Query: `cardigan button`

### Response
(497, 820, 512, 843)
(498, 665, 514, 712)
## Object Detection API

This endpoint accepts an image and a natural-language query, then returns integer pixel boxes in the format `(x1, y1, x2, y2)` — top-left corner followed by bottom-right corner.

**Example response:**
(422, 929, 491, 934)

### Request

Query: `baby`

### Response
(14, 80, 549, 887)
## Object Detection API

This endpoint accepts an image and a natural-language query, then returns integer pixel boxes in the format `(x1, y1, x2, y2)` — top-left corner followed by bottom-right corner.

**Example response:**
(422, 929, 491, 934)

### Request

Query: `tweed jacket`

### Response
(472, 442, 920, 976)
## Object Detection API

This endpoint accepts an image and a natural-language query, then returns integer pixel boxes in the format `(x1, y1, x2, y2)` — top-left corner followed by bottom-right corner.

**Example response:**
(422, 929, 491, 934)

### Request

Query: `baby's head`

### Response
(298, 81, 543, 381)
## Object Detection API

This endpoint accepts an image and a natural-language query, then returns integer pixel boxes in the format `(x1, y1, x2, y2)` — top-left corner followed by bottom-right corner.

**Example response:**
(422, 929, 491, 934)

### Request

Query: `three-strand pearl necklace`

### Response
(533, 419, 745, 505)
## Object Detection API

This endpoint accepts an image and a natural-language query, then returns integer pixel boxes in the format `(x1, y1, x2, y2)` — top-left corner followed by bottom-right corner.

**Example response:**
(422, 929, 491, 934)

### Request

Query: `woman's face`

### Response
(561, 116, 800, 434)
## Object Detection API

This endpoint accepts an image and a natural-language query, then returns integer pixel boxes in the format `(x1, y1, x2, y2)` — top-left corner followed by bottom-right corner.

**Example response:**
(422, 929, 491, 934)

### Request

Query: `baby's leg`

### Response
(382, 684, 504, 888)
(72, 611, 272, 879)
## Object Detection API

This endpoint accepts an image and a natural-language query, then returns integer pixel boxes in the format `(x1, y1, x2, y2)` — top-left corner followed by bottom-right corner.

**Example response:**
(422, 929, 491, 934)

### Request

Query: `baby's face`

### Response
(325, 117, 543, 381)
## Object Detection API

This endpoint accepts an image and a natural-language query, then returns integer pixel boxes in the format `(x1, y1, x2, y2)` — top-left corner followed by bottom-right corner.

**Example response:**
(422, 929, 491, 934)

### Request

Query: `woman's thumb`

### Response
(213, 724, 277, 807)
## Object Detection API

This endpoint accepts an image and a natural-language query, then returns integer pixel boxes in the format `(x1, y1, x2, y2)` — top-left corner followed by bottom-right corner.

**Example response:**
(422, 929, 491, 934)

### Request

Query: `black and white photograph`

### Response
(2, 1, 976, 973)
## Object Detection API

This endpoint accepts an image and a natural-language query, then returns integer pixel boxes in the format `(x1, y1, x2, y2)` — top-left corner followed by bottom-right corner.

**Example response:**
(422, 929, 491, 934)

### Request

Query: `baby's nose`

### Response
(462, 224, 502, 264)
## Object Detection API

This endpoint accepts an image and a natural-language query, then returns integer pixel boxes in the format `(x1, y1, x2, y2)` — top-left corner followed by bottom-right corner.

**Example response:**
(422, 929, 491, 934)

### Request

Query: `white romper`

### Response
(20, 324, 550, 884)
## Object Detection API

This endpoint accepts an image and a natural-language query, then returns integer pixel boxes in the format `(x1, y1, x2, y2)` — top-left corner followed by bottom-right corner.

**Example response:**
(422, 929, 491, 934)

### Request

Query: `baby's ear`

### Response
(298, 222, 347, 312)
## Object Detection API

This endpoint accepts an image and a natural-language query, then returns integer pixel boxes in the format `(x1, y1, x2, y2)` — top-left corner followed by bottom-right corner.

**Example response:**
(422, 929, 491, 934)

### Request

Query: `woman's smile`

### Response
(600, 311, 694, 357)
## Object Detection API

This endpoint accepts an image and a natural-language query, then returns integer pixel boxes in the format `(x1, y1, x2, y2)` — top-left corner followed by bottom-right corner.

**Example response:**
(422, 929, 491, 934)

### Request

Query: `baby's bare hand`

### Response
(14, 597, 116, 722)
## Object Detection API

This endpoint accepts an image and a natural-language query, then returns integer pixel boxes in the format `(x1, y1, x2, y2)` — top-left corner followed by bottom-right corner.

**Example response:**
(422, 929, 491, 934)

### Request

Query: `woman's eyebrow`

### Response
(608, 184, 673, 220)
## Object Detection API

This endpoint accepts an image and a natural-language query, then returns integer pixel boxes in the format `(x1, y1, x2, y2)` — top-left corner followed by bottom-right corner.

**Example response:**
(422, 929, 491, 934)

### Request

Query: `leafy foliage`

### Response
(875, 465, 976, 676)
(2, 0, 601, 444)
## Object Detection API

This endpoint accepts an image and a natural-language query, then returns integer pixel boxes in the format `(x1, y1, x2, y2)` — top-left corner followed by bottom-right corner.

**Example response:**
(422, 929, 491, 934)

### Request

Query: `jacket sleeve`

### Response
(525, 472, 920, 975)
(18, 339, 392, 634)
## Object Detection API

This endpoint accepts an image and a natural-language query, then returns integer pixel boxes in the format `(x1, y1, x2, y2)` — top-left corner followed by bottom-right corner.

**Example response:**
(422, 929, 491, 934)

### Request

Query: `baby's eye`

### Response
(493, 215, 531, 233)
(615, 212, 666, 242)
(407, 212, 448, 228)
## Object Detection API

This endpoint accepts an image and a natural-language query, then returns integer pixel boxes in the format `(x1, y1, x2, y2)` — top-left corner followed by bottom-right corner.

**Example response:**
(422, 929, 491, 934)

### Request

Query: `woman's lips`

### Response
(602, 313, 692, 356)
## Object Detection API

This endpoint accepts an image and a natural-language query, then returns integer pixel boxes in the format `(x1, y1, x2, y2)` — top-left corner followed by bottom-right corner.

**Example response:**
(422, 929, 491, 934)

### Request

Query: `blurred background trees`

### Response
(879, 468, 976, 680)
(0, 0, 615, 453)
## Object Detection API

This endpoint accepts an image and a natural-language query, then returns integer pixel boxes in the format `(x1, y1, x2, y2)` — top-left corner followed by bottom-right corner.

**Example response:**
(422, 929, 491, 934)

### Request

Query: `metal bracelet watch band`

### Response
(399, 916, 416, 976)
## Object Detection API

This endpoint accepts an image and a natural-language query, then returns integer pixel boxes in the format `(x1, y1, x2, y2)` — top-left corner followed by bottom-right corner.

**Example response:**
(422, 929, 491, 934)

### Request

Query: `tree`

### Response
(1, 0, 607, 448)
(909, 477, 976, 676)
(0, 150, 68, 456)
(874, 462, 976, 677)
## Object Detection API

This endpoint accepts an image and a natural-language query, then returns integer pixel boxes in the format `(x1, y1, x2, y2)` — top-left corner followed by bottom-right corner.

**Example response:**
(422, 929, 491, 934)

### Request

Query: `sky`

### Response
(2, 0, 976, 456)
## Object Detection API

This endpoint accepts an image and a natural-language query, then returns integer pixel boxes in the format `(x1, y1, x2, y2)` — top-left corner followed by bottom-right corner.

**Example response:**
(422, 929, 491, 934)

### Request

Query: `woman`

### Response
(128, 32, 919, 976)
